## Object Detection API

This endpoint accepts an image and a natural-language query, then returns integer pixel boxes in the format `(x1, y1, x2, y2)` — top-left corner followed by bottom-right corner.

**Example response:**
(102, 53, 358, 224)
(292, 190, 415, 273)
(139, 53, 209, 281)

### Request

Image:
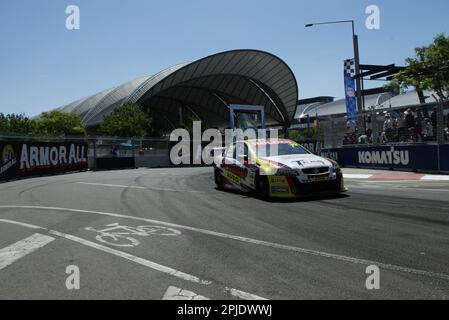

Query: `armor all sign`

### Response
(0, 140, 88, 181)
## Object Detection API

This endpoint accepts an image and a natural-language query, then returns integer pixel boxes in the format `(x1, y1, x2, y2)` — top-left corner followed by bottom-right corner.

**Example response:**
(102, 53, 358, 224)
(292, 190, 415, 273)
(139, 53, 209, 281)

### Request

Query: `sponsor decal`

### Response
(358, 147, 409, 166)
(250, 139, 292, 147)
(310, 175, 329, 182)
(222, 164, 248, 178)
(224, 170, 241, 186)
(270, 177, 287, 184)
(19, 143, 87, 171)
(298, 159, 325, 166)
(1, 144, 17, 175)
(271, 186, 289, 194)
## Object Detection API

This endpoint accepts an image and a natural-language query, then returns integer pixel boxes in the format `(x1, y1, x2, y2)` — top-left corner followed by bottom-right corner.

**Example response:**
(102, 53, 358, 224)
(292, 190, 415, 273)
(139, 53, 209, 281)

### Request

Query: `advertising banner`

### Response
(0, 140, 88, 181)
(344, 59, 357, 123)
(321, 145, 441, 172)
(300, 141, 324, 155)
(439, 144, 449, 172)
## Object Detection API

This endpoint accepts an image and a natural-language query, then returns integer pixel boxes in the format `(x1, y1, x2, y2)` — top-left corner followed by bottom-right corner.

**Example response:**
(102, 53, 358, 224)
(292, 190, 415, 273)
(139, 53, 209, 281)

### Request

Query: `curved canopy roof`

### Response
(296, 90, 439, 118)
(56, 50, 299, 130)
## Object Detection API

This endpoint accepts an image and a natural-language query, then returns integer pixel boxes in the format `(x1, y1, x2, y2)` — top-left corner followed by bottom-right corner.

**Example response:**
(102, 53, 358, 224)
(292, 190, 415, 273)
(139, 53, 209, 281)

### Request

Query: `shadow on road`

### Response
(262, 193, 350, 203)
(214, 187, 350, 203)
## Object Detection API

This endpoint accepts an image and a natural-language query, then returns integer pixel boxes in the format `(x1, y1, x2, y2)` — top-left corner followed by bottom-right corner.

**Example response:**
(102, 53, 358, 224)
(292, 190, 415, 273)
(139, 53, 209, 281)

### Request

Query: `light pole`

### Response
(305, 20, 364, 126)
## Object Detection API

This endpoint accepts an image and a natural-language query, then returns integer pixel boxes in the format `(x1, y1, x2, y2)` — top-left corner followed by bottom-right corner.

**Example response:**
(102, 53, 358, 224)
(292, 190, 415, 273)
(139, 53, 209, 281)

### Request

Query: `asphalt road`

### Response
(0, 167, 449, 300)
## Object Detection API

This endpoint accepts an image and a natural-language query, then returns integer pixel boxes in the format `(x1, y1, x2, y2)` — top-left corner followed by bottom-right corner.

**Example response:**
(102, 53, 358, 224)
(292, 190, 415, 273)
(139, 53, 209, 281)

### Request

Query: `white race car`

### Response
(214, 139, 347, 198)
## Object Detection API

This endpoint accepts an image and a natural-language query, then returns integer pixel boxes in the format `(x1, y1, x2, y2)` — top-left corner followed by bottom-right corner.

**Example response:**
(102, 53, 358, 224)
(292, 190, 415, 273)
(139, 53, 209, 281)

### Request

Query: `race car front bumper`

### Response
(267, 173, 346, 198)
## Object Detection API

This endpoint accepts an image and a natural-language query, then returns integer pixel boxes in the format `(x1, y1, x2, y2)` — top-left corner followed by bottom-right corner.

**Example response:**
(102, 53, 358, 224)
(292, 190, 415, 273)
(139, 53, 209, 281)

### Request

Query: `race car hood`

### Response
(261, 154, 333, 170)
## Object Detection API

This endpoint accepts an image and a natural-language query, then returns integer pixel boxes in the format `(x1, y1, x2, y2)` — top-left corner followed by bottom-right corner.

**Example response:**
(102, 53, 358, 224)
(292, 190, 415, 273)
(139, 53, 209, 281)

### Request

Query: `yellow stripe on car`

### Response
(224, 170, 241, 185)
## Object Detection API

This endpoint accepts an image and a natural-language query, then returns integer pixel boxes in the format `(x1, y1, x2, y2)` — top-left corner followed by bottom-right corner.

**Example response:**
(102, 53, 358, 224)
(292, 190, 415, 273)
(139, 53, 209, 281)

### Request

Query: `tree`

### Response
(289, 127, 319, 142)
(389, 33, 449, 101)
(0, 113, 35, 135)
(33, 110, 86, 136)
(99, 102, 152, 138)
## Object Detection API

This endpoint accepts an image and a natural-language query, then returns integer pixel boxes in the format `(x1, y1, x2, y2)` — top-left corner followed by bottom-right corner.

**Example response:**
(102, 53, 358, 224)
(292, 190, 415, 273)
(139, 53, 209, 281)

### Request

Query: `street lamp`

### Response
(305, 20, 364, 123)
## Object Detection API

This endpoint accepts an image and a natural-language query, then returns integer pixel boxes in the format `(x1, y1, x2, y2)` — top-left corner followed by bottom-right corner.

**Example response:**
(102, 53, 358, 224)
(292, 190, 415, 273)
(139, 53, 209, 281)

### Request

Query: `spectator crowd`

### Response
(343, 107, 449, 145)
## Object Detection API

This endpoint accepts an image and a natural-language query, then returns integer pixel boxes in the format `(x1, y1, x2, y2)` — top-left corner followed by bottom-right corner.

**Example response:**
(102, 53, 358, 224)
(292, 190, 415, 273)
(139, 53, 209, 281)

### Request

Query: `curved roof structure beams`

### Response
(55, 50, 299, 130)
(72, 88, 116, 118)
(83, 76, 149, 126)
(58, 96, 90, 114)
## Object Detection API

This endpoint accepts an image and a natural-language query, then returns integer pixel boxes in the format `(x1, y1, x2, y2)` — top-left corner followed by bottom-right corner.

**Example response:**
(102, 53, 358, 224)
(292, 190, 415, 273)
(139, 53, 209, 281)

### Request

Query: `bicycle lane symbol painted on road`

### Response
(85, 223, 182, 247)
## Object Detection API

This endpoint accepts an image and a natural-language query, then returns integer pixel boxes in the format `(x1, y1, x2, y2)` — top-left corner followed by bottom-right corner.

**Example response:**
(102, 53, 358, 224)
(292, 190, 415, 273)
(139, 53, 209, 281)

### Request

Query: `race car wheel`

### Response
(256, 175, 270, 199)
(214, 168, 224, 190)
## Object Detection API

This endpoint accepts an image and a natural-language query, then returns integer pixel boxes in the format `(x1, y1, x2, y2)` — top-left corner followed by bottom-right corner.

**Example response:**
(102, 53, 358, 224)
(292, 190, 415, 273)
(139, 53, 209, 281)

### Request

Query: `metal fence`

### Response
(88, 137, 170, 169)
(293, 102, 449, 149)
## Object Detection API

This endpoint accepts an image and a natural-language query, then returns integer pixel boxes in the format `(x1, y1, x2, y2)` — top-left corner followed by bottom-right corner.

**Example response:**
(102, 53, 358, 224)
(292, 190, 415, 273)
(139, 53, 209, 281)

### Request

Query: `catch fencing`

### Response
(88, 137, 170, 170)
(291, 101, 449, 173)
(318, 101, 448, 148)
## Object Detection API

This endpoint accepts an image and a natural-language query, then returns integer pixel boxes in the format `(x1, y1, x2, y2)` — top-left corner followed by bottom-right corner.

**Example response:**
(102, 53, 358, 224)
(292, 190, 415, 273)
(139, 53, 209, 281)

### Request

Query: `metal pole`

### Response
(305, 20, 365, 132)
(353, 34, 364, 123)
(361, 70, 367, 133)
(131, 138, 136, 169)
(437, 100, 445, 144)
(93, 138, 97, 171)
(305, 20, 366, 131)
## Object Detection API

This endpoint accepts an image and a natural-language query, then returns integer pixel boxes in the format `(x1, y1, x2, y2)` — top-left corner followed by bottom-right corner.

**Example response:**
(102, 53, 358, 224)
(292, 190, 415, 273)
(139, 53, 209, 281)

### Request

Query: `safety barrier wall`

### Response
(1, 136, 173, 180)
(94, 157, 136, 170)
(321, 144, 449, 173)
(0, 138, 88, 182)
(439, 144, 449, 172)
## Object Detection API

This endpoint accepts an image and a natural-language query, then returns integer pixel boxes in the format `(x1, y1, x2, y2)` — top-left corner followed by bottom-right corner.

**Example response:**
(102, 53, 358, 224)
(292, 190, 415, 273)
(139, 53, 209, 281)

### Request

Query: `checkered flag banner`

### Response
(344, 59, 356, 77)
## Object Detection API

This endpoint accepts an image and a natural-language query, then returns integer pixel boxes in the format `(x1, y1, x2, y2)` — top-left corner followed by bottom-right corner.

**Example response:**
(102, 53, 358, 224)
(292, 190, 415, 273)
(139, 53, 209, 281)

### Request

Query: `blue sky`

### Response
(0, 0, 448, 116)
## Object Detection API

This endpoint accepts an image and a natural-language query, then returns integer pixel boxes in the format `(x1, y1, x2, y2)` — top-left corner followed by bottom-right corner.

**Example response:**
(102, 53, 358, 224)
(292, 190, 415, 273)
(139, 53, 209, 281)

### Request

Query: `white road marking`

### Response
(0, 219, 210, 285)
(77, 182, 146, 189)
(401, 188, 449, 192)
(0, 220, 43, 230)
(353, 184, 449, 193)
(0, 233, 55, 270)
(362, 180, 424, 183)
(162, 286, 210, 300)
(0, 218, 266, 299)
(76, 182, 202, 193)
(225, 287, 268, 300)
(1, 205, 449, 282)
(422, 175, 449, 181)
(84, 223, 181, 248)
(343, 174, 373, 179)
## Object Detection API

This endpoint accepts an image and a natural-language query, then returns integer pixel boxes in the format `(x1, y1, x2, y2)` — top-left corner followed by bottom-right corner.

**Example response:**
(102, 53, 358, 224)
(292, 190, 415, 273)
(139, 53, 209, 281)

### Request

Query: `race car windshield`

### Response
(255, 143, 310, 157)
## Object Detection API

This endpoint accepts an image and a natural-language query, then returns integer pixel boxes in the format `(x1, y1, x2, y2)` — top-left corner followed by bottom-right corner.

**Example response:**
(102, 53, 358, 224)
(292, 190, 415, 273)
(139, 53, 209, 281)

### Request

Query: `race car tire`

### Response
(255, 174, 270, 199)
(214, 168, 225, 190)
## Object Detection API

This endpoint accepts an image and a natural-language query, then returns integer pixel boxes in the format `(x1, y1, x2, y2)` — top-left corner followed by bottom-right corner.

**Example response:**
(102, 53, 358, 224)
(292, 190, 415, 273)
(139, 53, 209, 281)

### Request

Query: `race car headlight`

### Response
(330, 160, 341, 173)
(264, 160, 298, 176)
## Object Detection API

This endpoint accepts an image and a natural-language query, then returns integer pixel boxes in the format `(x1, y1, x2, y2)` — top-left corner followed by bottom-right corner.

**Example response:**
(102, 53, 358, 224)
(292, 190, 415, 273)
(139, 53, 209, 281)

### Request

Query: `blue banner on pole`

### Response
(344, 59, 357, 122)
